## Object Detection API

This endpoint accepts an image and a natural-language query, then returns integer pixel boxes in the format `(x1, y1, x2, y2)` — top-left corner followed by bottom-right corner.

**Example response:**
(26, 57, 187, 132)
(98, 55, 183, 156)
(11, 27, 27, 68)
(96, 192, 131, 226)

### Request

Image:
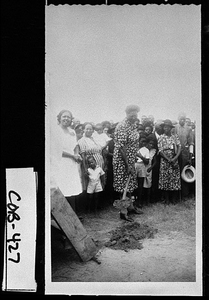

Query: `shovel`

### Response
(122, 174, 131, 201)
(113, 175, 134, 220)
(113, 174, 143, 219)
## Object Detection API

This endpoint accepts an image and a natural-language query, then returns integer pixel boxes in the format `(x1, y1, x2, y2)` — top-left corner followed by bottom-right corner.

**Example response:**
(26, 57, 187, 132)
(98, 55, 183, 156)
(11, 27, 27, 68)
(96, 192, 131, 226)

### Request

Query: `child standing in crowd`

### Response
(93, 123, 112, 184)
(103, 127, 109, 135)
(92, 123, 111, 149)
(143, 137, 157, 205)
(141, 115, 148, 126)
(137, 124, 145, 137)
(92, 123, 111, 167)
(144, 122, 153, 137)
(135, 136, 150, 208)
(86, 156, 105, 213)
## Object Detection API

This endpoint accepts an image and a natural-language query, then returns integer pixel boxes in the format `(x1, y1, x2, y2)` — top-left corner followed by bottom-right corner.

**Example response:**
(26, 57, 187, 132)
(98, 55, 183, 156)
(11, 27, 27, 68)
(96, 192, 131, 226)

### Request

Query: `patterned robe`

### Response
(113, 118, 139, 193)
(158, 133, 181, 191)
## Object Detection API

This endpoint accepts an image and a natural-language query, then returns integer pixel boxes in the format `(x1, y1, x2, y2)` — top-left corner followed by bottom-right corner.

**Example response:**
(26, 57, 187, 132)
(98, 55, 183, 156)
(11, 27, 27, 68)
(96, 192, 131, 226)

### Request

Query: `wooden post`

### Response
(51, 188, 97, 262)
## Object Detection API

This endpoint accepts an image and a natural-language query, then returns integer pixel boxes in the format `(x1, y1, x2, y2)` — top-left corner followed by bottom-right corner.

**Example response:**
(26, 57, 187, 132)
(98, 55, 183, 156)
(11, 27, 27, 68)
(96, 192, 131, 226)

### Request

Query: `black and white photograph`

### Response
(45, 3, 202, 295)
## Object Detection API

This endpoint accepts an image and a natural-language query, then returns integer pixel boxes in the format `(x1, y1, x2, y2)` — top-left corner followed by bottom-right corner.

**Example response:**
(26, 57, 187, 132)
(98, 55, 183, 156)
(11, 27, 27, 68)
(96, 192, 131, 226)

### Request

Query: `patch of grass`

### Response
(141, 198, 196, 237)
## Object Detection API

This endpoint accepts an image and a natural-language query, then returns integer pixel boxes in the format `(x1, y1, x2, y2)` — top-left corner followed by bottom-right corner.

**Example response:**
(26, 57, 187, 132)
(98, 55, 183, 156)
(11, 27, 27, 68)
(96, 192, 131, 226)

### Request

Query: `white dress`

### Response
(53, 126, 82, 197)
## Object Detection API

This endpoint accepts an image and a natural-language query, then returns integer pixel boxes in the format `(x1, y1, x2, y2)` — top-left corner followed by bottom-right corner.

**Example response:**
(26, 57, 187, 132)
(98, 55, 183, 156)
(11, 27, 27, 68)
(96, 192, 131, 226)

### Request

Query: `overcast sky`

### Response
(46, 4, 201, 126)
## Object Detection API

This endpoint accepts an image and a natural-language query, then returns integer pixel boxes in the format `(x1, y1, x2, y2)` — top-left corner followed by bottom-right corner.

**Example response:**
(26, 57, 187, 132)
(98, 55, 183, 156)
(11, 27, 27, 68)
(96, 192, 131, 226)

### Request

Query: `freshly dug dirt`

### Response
(105, 222, 158, 251)
(51, 198, 196, 284)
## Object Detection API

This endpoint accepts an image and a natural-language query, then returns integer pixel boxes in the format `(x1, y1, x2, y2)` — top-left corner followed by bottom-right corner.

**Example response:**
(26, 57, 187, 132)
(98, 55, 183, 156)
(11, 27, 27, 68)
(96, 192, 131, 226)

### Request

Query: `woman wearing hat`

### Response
(158, 119, 181, 203)
(113, 105, 142, 220)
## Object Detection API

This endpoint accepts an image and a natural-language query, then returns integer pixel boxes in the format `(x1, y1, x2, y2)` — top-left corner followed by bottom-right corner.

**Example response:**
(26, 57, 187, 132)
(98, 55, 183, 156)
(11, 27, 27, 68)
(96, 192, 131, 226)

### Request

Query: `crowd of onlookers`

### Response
(51, 108, 196, 218)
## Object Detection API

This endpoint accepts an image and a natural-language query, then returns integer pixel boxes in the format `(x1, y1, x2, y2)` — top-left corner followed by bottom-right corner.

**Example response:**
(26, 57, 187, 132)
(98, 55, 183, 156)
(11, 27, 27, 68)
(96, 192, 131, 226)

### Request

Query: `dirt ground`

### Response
(51, 197, 196, 283)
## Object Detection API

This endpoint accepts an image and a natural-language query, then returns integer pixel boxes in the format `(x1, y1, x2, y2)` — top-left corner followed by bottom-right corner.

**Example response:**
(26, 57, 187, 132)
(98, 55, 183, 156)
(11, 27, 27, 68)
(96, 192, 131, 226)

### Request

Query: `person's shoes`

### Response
(120, 212, 134, 222)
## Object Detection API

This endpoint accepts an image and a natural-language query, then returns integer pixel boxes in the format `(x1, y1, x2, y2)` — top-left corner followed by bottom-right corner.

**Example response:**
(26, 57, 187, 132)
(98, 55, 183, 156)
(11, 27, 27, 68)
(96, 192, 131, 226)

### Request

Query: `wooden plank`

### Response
(51, 188, 97, 262)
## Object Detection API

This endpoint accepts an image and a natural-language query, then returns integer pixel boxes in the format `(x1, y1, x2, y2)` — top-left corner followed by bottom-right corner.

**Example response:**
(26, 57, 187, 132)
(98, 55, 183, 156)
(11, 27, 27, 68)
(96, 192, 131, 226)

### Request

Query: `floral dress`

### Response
(158, 134, 181, 191)
(113, 118, 139, 194)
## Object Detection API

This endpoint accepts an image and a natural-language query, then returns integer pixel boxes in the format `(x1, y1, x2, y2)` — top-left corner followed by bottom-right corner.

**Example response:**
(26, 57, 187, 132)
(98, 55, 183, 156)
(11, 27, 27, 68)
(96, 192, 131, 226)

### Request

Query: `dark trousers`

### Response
(87, 192, 101, 213)
(151, 155, 161, 202)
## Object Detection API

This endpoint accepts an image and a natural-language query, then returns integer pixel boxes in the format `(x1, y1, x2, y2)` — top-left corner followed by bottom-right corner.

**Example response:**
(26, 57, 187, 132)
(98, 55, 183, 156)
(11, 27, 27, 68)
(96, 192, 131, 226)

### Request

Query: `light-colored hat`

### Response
(181, 165, 196, 183)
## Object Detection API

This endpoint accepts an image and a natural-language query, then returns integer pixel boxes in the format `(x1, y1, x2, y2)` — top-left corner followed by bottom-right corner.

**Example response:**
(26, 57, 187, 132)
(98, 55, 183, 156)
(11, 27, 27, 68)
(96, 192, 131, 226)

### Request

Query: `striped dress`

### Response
(78, 136, 104, 170)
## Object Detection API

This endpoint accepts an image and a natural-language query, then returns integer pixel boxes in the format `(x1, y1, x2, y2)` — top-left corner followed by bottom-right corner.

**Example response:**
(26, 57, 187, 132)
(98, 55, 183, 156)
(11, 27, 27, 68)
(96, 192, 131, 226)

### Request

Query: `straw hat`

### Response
(181, 165, 196, 183)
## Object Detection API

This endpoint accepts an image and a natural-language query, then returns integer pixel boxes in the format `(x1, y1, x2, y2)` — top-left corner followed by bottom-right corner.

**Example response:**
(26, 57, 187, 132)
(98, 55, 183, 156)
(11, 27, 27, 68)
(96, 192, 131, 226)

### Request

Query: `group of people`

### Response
(50, 105, 195, 221)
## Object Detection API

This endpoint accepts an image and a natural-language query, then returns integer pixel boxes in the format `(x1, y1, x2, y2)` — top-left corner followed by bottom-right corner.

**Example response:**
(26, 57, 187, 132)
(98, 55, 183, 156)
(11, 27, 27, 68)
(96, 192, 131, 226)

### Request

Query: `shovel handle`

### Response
(122, 174, 131, 199)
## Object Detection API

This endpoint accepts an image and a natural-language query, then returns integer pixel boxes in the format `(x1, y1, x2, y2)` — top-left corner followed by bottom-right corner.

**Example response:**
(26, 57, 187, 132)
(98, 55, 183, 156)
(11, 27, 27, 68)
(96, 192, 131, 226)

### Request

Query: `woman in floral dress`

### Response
(158, 119, 181, 203)
(113, 105, 143, 220)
